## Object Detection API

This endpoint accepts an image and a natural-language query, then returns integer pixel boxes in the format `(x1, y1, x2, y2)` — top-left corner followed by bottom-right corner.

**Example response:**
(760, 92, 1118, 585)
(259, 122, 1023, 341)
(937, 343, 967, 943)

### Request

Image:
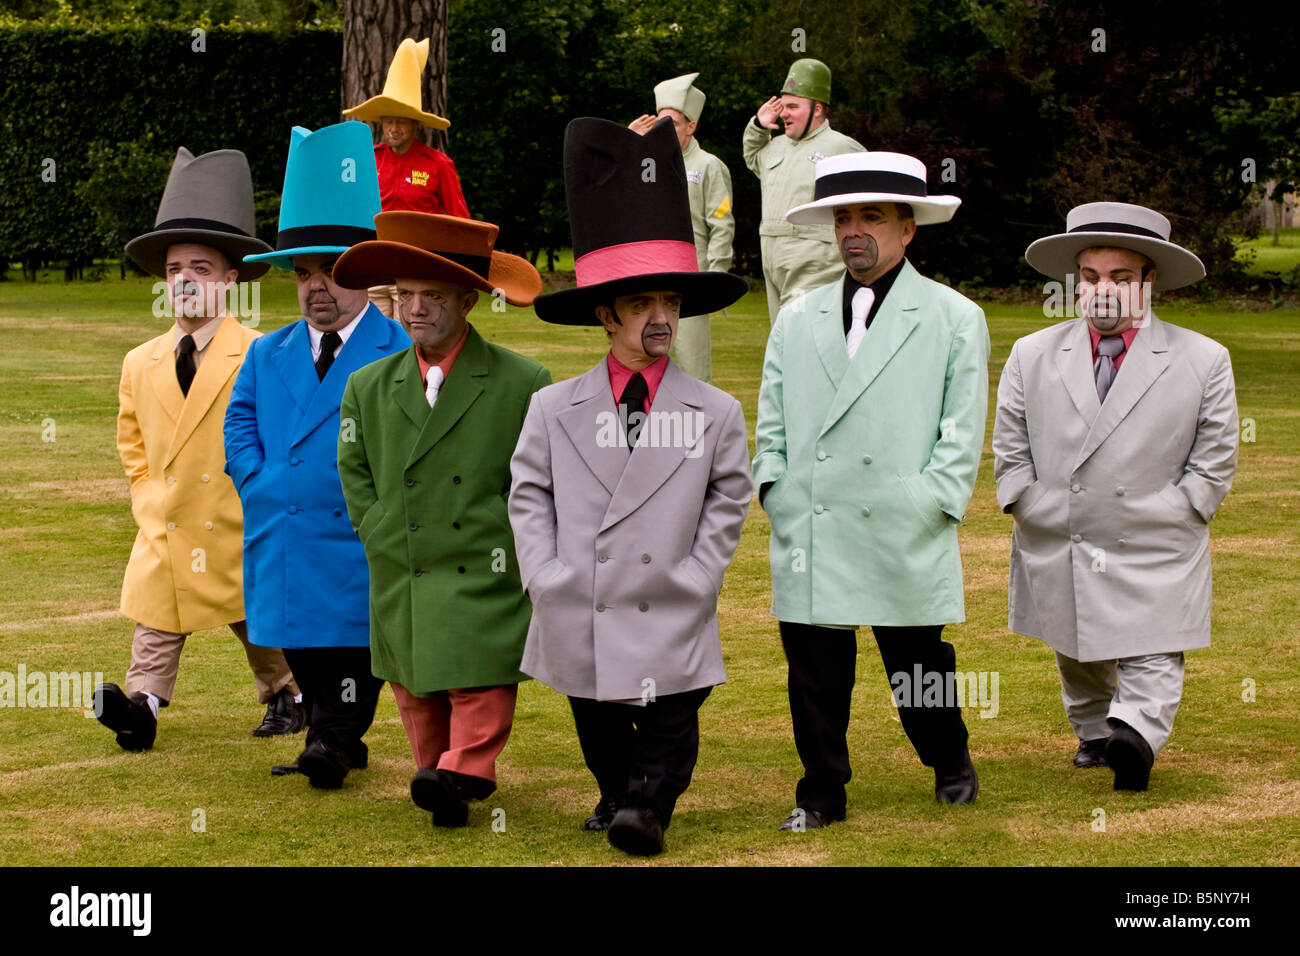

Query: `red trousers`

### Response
(390, 682, 518, 785)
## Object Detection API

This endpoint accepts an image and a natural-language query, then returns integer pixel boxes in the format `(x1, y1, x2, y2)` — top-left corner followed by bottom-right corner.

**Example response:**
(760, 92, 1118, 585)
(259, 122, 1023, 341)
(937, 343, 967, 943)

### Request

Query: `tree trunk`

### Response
(341, 0, 449, 152)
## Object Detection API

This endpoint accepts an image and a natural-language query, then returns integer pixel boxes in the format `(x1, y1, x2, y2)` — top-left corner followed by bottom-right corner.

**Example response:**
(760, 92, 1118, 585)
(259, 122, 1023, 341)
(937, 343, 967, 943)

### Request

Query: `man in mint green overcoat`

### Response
(334, 211, 550, 828)
(754, 153, 989, 828)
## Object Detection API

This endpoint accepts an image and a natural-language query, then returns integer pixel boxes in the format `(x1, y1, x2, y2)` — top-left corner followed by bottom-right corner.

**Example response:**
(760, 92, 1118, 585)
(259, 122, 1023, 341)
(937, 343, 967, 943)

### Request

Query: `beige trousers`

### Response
(367, 285, 400, 319)
(124, 620, 297, 705)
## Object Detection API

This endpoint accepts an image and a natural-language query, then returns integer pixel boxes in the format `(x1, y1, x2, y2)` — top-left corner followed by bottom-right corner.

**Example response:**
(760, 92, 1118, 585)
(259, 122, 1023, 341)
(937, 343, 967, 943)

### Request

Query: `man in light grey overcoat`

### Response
(994, 201, 1239, 791)
(509, 117, 751, 857)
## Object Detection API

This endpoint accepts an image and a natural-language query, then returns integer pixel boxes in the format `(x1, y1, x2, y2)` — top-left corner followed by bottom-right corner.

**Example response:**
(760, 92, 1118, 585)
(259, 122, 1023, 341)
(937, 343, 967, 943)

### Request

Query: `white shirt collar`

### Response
(307, 309, 366, 361)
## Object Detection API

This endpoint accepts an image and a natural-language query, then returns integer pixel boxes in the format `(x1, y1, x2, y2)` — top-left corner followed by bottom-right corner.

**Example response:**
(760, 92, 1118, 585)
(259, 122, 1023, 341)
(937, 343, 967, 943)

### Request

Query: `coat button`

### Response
(862, 455, 873, 465)
(288, 505, 298, 514)
(452, 521, 460, 530)
(414, 568, 423, 577)
(641, 554, 651, 563)
(814, 504, 824, 514)
(333, 509, 342, 517)
(201, 474, 210, 482)
(167, 522, 175, 530)
(862, 506, 871, 517)
(1115, 486, 1126, 496)
(599, 555, 609, 563)
(458, 566, 466, 574)
(204, 521, 213, 530)
(816, 450, 827, 461)
(1071, 483, 1081, 493)
(453, 475, 462, 485)
(1117, 538, 1127, 547)
(596, 602, 606, 612)
(409, 522, 419, 531)
(1071, 533, 1082, 542)
(639, 602, 649, 612)
(166, 476, 175, 485)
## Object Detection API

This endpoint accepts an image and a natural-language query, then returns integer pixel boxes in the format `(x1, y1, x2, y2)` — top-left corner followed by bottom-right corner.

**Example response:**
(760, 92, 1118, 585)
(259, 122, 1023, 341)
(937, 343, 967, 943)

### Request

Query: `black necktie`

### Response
(619, 373, 648, 447)
(315, 331, 341, 381)
(176, 334, 196, 397)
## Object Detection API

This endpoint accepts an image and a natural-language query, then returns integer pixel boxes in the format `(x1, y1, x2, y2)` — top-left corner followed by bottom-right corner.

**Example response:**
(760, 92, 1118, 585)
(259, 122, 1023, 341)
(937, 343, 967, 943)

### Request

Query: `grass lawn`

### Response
(1234, 227, 1300, 277)
(0, 271, 1296, 866)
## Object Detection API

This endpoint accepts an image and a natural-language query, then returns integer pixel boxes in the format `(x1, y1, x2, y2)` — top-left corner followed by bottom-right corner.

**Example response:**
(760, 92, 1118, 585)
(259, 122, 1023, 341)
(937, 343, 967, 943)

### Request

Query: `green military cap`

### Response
(780, 58, 832, 105)
(654, 72, 706, 123)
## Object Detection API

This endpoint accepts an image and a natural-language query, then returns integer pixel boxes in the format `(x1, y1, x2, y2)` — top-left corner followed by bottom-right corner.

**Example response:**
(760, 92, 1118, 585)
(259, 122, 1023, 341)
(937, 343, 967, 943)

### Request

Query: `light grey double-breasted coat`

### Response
(993, 312, 1238, 661)
(508, 358, 752, 701)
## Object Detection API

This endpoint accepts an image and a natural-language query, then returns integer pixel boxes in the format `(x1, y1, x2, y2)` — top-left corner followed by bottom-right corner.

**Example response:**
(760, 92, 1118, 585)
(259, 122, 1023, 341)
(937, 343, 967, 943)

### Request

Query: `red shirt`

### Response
(375, 141, 470, 218)
(415, 323, 471, 389)
(1088, 325, 1141, 371)
(607, 353, 668, 411)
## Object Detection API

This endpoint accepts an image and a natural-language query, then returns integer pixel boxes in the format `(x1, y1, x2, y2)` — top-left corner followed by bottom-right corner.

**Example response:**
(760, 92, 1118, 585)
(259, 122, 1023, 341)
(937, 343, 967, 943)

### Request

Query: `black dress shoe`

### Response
(92, 683, 157, 752)
(583, 795, 622, 832)
(935, 748, 979, 804)
(410, 768, 469, 828)
(1105, 720, 1154, 791)
(607, 806, 664, 856)
(253, 688, 306, 737)
(270, 763, 300, 776)
(296, 740, 351, 789)
(777, 807, 844, 831)
(1074, 737, 1109, 768)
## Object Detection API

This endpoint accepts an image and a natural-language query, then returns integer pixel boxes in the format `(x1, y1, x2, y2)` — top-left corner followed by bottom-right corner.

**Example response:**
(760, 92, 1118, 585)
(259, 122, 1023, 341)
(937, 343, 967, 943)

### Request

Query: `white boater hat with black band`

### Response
(785, 152, 961, 226)
(1025, 201, 1205, 291)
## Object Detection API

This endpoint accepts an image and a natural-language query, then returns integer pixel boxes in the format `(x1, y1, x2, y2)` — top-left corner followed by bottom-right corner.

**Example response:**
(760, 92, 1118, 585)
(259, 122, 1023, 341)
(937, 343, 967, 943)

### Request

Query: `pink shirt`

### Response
(606, 353, 668, 410)
(415, 323, 471, 388)
(1089, 325, 1140, 372)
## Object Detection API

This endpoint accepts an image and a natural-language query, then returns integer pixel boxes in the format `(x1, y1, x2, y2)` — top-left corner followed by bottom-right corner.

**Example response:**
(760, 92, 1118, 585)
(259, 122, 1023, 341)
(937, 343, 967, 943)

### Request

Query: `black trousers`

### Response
(282, 646, 384, 767)
(780, 621, 970, 815)
(568, 686, 712, 828)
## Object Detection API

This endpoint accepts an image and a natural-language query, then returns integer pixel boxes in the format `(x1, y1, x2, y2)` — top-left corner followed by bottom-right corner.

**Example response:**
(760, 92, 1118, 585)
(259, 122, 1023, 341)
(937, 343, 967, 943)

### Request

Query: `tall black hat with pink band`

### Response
(533, 116, 747, 325)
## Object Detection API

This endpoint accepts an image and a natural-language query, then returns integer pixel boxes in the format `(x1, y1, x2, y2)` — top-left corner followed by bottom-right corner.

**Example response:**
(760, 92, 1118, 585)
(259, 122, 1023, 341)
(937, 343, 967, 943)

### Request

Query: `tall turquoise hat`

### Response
(244, 121, 381, 271)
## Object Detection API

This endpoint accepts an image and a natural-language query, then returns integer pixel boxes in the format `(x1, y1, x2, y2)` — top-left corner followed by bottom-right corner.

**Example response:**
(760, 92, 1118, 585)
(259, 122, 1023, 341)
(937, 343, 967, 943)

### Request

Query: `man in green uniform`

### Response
(630, 73, 734, 382)
(742, 58, 866, 325)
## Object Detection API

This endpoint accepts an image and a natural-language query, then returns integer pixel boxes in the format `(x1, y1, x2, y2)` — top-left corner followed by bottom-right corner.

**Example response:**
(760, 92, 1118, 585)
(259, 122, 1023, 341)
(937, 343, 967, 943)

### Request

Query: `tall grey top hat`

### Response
(125, 147, 273, 281)
(1024, 201, 1205, 291)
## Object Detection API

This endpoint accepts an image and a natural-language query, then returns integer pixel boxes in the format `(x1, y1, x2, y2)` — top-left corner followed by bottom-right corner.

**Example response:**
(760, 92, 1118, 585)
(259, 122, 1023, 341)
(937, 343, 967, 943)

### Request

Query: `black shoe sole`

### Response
(297, 749, 347, 789)
(1107, 737, 1151, 791)
(607, 813, 664, 856)
(93, 685, 156, 751)
(411, 771, 468, 827)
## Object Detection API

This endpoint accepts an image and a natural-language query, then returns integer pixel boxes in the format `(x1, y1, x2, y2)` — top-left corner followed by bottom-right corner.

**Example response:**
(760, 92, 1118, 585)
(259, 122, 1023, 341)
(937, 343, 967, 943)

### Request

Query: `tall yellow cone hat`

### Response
(343, 38, 450, 130)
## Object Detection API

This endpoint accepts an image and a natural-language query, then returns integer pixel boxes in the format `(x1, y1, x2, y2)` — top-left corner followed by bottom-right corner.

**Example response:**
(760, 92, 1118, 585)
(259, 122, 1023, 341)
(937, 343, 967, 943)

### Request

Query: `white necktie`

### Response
(846, 286, 874, 359)
(425, 366, 444, 408)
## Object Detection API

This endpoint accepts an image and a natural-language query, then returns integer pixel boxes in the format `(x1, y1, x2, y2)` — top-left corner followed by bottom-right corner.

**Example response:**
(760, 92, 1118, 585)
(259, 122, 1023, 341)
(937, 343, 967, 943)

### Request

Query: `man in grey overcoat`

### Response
(994, 201, 1239, 791)
(508, 117, 751, 856)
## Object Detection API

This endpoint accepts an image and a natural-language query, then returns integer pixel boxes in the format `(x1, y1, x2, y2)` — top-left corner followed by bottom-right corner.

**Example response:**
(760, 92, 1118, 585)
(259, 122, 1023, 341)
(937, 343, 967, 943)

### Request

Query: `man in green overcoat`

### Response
(334, 211, 550, 827)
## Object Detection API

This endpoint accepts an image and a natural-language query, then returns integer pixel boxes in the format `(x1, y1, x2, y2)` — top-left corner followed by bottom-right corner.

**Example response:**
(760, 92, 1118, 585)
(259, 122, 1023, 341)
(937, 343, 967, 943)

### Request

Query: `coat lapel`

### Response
(556, 361, 626, 498)
(1075, 313, 1170, 470)
(1053, 319, 1101, 425)
(145, 331, 185, 427)
(293, 305, 397, 447)
(600, 361, 712, 532)
(819, 260, 922, 437)
(164, 314, 245, 469)
(403, 325, 488, 469)
(269, 319, 317, 419)
(812, 281, 849, 386)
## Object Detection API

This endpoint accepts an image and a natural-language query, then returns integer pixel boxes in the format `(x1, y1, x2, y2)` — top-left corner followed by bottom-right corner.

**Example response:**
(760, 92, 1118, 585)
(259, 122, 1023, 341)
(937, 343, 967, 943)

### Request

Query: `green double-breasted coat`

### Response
(338, 326, 551, 692)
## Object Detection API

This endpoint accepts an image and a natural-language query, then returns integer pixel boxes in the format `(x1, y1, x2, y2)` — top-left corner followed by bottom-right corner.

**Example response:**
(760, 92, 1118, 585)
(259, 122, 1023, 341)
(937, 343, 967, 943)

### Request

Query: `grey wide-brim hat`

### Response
(1025, 201, 1205, 291)
(125, 147, 273, 281)
(786, 152, 961, 226)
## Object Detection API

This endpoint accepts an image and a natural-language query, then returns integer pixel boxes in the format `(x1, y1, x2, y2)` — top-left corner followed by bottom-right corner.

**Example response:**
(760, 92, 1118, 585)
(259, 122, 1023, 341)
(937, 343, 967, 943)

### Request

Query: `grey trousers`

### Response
(1054, 651, 1185, 756)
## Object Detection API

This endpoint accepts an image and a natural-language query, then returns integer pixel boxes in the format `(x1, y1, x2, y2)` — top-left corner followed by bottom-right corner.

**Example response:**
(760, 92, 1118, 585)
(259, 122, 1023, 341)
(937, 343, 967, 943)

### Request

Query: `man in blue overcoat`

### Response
(225, 122, 409, 788)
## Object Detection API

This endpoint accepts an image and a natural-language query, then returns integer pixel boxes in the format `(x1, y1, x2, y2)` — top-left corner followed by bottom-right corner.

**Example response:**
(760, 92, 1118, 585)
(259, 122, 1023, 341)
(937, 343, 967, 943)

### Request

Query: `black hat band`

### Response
(813, 169, 927, 202)
(1068, 221, 1165, 240)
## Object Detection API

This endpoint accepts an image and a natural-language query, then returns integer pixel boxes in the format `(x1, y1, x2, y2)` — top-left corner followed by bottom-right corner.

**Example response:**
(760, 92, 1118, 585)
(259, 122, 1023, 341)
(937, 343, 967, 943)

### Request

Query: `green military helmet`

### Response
(779, 58, 832, 105)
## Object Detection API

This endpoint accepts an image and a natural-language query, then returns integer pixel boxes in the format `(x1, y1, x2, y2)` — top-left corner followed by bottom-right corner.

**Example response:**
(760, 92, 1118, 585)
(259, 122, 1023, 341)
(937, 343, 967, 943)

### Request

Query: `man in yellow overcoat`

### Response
(93, 148, 301, 752)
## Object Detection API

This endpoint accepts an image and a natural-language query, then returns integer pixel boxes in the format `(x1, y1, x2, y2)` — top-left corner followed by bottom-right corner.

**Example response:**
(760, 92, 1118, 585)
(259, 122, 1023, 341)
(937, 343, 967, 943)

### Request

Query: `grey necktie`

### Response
(1094, 335, 1126, 402)
(846, 286, 874, 358)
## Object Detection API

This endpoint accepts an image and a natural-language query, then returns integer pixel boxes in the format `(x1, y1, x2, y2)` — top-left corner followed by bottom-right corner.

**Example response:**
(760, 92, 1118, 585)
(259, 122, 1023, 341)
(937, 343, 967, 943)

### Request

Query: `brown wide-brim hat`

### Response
(333, 212, 542, 306)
